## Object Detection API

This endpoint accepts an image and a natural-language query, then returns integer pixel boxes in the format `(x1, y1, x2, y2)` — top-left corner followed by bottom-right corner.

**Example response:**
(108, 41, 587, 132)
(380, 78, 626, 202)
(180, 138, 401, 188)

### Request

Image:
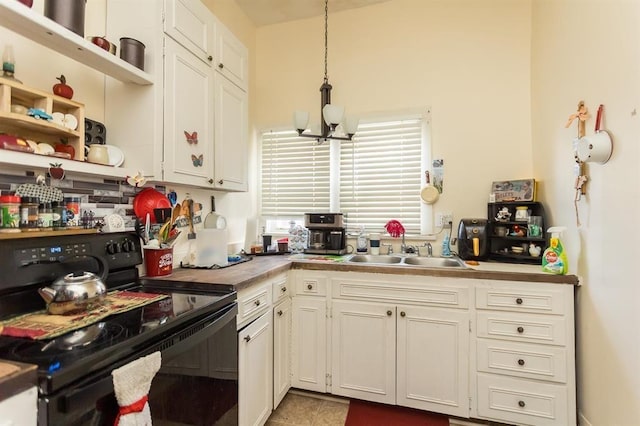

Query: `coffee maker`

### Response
(457, 218, 489, 260)
(303, 213, 347, 255)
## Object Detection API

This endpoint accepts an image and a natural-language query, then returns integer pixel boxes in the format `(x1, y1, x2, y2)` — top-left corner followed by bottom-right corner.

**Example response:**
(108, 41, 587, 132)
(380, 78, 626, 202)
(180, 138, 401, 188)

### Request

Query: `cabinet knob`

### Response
(244, 335, 251, 342)
(208, 178, 214, 184)
(281, 286, 287, 293)
(518, 400, 526, 408)
(218, 63, 224, 69)
(517, 359, 525, 366)
(277, 310, 283, 316)
(517, 326, 524, 333)
(307, 284, 313, 290)
(386, 310, 392, 316)
(207, 55, 213, 61)
(218, 179, 224, 185)
(400, 311, 406, 317)
(254, 300, 260, 306)
(516, 297, 523, 305)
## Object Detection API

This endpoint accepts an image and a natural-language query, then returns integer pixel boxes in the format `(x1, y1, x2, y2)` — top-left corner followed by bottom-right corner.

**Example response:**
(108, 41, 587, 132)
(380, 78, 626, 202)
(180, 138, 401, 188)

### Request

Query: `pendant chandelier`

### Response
(293, 0, 359, 143)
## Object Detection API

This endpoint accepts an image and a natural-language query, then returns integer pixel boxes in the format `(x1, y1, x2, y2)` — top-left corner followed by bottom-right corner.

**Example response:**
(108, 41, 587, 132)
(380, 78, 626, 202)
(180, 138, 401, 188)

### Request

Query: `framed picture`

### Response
(491, 179, 536, 202)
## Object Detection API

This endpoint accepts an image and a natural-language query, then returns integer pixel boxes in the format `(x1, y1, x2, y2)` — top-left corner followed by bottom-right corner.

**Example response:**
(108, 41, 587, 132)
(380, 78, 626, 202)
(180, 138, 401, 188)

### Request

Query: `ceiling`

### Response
(234, 0, 391, 27)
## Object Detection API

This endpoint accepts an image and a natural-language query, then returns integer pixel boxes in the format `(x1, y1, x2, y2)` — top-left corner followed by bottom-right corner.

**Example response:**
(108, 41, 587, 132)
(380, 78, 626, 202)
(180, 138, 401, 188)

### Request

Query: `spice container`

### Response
(39, 202, 53, 229)
(64, 197, 81, 227)
(20, 196, 39, 229)
(52, 201, 66, 228)
(0, 194, 21, 231)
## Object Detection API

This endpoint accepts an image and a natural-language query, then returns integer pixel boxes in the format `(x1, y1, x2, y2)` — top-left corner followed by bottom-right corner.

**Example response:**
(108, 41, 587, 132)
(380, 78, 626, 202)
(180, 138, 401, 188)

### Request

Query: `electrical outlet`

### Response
(436, 212, 454, 228)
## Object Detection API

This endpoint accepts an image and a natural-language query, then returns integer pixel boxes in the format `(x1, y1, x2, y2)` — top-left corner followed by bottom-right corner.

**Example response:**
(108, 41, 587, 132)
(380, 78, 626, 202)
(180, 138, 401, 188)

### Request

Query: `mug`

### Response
(369, 233, 380, 255)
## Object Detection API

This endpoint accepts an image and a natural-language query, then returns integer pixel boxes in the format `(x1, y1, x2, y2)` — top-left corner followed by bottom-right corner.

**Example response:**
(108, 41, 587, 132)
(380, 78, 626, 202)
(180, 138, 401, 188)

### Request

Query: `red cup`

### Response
(144, 247, 173, 277)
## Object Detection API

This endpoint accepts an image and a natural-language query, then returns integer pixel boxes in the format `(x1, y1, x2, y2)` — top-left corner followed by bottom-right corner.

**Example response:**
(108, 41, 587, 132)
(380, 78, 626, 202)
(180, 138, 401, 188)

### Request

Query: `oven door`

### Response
(41, 302, 238, 426)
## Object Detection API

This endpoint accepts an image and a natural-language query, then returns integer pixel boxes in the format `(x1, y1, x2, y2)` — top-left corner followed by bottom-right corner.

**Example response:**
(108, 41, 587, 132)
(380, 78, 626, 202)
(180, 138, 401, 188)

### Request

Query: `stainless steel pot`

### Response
(38, 255, 108, 315)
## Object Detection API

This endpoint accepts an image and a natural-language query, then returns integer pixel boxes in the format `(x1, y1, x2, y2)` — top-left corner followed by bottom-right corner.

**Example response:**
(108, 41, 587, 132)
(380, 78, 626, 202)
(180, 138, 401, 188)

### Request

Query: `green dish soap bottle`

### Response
(542, 226, 568, 274)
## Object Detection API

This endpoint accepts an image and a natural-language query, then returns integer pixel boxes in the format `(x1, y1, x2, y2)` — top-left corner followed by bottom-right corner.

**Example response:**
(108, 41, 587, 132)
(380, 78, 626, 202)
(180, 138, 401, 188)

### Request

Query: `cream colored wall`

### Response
(531, 1, 640, 424)
(255, 0, 533, 243)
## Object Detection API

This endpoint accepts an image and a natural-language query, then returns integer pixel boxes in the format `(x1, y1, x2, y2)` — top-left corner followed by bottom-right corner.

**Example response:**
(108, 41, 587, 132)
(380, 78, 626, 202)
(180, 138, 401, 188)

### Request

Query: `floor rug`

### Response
(345, 399, 450, 426)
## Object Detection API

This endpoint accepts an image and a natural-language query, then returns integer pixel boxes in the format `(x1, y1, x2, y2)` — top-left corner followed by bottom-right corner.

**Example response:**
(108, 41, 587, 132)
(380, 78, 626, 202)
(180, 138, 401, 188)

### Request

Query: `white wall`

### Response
(254, 0, 534, 248)
(531, 0, 640, 424)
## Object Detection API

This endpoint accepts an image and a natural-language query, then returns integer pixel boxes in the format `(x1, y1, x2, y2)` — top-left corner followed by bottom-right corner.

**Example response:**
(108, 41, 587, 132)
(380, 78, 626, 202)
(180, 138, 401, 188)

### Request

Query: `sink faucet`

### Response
(400, 233, 416, 254)
(426, 242, 433, 257)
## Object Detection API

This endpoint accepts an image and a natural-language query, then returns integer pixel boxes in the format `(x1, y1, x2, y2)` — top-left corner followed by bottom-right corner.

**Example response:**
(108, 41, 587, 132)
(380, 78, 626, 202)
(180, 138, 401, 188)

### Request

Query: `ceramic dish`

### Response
(51, 112, 65, 125)
(104, 144, 124, 167)
(37, 143, 54, 155)
(511, 246, 525, 254)
(63, 114, 78, 130)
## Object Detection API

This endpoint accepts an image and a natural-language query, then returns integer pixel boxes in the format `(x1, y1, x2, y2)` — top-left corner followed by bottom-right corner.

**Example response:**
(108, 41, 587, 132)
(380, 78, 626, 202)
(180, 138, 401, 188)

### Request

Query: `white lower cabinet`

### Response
(238, 310, 273, 426)
(0, 386, 37, 426)
(273, 295, 292, 409)
(289, 269, 576, 426)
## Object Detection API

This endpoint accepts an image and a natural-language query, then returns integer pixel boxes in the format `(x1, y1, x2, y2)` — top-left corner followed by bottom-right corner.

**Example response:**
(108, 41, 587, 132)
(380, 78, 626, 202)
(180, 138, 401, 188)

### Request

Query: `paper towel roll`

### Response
(192, 229, 229, 267)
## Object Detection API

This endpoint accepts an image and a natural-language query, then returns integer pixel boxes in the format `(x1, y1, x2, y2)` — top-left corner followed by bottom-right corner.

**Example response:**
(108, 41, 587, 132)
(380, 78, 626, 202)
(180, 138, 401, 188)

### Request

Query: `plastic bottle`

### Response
(441, 233, 451, 257)
(542, 226, 568, 275)
(356, 226, 368, 253)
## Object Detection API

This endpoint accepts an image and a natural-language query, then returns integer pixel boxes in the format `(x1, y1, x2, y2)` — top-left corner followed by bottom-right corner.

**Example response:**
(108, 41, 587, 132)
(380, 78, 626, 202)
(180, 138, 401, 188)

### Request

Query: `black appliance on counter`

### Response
(0, 231, 238, 426)
(304, 213, 347, 255)
(457, 218, 489, 260)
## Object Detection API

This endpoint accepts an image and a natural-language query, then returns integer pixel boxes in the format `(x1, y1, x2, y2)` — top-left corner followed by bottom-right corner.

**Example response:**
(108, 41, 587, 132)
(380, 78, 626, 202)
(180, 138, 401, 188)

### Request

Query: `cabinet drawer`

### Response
(476, 284, 566, 315)
(272, 275, 290, 303)
(295, 276, 327, 296)
(477, 311, 567, 346)
(477, 373, 568, 426)
(477, 339, 567, 383)
(237, 282, 271, 329)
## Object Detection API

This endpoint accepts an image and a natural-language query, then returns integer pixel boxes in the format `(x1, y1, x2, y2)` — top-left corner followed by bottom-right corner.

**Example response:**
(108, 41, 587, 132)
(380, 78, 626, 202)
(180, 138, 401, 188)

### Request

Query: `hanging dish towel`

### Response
(112, 351, 161, 426)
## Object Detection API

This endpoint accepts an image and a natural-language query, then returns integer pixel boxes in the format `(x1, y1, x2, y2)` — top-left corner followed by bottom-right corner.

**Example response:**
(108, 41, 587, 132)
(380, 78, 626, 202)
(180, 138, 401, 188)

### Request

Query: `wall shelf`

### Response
(0, 0, 153, 85)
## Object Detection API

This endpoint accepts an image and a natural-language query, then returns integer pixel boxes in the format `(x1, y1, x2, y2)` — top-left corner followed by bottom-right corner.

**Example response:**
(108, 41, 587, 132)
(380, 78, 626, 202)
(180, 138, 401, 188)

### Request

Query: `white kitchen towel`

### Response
(112, 351, 161, 426)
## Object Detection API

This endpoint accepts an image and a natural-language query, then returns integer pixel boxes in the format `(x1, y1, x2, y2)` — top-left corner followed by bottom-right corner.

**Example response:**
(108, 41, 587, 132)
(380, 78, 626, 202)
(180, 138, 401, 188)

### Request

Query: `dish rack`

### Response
(0, 78, 85, 160)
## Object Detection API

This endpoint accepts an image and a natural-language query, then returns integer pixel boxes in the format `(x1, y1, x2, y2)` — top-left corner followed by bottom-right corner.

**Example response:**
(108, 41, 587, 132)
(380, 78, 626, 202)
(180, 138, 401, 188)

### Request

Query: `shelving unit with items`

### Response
(0, 78, 84, 161)
(487, 201, 547, 264)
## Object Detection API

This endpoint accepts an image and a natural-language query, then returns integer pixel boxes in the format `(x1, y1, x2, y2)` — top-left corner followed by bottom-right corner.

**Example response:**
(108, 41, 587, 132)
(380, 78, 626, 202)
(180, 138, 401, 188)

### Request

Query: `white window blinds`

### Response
(339, 116, 424, 234)
(261, 130, 330, 217)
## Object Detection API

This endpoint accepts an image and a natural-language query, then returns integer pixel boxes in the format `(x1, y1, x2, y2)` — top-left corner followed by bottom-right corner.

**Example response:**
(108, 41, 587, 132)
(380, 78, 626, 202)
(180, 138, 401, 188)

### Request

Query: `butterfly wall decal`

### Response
(184, 130, 198, 145)
(191, 154, 204, 167)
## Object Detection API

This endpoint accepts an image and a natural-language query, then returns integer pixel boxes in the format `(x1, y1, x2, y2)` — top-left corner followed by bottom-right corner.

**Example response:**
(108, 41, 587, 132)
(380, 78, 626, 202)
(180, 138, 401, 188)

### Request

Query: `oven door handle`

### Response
(61, 302, 238, 414)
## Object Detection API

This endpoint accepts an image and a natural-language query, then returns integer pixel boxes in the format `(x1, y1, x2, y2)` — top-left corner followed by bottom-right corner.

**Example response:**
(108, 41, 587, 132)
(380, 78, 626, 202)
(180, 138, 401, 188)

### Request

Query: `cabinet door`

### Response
(273, 297, 292, 409)
(214, 73, 248, 191)
(396, 304, 469, 417)
(331, 300, 396, 404)
(215, 22, 248, 90)
(163, 37, 215, 187)
(291, 296, 327, 393)
(239, 310, 273, 426)
(163, 0, 216, 62)
(0, 386, 37, 426)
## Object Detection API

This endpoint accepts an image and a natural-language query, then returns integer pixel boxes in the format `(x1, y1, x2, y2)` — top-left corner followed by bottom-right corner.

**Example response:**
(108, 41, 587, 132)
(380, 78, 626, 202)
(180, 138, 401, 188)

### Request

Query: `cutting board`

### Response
(191, 229, 229, 267)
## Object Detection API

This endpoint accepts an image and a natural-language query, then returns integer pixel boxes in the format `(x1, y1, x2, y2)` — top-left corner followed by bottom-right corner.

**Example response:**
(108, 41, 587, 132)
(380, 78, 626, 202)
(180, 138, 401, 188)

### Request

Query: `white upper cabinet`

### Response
(215, 22, 248, 91)
(163, 0, 216, 65)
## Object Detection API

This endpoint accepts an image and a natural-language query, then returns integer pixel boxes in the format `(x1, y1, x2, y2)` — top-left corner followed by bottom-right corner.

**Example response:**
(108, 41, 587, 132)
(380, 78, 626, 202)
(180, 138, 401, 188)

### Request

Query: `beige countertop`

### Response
(145, 254, 579, 290)
(0, 360, 37, 402)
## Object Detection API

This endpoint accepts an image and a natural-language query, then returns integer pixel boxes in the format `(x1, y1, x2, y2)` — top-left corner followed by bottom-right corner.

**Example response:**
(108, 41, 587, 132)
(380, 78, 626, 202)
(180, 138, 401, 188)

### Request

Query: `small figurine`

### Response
(529, 243, 542, 257)
(511, 224, 525, 237)
(495, 207, 512, 222)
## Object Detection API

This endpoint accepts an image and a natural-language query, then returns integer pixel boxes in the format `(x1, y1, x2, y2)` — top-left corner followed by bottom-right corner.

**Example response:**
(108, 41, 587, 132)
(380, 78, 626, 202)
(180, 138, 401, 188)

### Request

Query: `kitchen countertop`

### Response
(147, 254, 579, 290)
(0, 360, 37, 403)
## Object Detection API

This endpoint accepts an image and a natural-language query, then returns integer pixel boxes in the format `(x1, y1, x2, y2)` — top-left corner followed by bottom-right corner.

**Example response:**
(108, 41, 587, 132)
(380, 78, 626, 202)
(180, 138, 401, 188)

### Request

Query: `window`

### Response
(260, 111, 431, 235)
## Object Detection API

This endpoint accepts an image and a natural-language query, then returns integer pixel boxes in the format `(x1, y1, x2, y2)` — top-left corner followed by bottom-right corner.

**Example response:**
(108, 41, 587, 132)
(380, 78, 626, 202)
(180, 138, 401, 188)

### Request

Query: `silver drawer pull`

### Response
(518, 400, 526, 408)
(517, 326, 524, 333)
(255, 300, 261, 306)
(400, 311, 406, 317)
(517, 359, 525, 366)
(307, 284, 313, 290)
(516, 297, 523, 305)
(386, 310, 392, 316)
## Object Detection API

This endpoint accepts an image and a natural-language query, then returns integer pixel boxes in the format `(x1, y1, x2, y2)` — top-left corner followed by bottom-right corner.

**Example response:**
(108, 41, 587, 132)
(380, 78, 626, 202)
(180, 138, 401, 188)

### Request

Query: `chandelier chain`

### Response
(324, 0, 328, 83)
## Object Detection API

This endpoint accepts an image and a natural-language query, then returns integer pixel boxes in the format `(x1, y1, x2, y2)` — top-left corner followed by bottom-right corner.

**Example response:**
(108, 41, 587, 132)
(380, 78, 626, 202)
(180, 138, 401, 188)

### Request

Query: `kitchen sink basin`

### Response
(345, 254, 468, 269)
(347, 255, 404, 264)
(402, 256, 467, 268)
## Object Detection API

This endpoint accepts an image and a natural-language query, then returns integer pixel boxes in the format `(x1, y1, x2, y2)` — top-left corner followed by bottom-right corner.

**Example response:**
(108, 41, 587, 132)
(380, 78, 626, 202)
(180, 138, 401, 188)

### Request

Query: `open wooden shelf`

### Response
(0, 228, 98, 240)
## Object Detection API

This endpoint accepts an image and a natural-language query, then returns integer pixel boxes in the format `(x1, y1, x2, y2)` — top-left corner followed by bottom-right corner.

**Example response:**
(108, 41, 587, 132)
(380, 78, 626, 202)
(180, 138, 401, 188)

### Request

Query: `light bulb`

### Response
(322, 104, 344, 127)
(293, 110, 309, 132)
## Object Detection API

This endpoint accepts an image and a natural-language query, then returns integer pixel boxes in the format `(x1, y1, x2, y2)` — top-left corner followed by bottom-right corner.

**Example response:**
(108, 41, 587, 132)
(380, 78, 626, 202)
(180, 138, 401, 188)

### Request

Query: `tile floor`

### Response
(266, 391, 350, 426)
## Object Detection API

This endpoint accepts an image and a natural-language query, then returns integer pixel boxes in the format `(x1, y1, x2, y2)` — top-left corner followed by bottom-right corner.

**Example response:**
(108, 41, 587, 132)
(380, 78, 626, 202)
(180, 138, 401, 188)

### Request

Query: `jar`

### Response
(52, 201, 66, 228)
(515, 206, 530, 221)
(20, 196, 39, 229)
(0, 195, 21, 230)
(64, 197, 81, 226)
(38, 202, 53, 229)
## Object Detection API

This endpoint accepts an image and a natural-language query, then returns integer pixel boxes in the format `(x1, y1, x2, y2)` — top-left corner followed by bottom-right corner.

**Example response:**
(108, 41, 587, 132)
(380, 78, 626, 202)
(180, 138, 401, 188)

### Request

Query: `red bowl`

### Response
(133, 188, 171, 224)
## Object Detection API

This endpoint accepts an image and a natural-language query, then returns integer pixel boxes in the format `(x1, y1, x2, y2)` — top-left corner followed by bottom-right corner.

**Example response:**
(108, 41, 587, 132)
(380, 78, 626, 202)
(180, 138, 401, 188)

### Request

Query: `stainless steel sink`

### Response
(347, 255, 404, 264)
(403, 256, 467, 268)
(345, 254, 468, 269)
